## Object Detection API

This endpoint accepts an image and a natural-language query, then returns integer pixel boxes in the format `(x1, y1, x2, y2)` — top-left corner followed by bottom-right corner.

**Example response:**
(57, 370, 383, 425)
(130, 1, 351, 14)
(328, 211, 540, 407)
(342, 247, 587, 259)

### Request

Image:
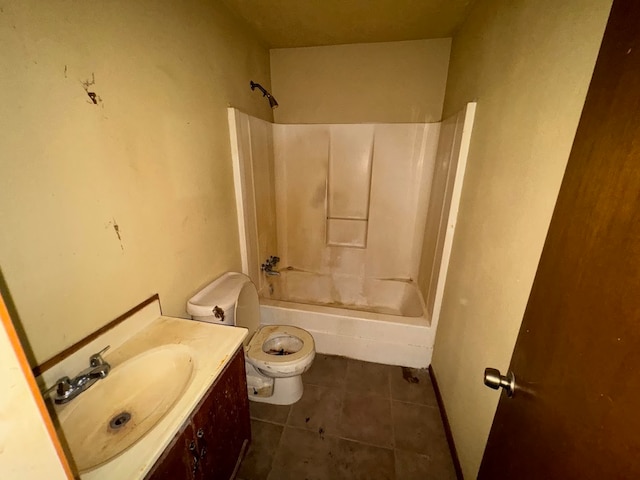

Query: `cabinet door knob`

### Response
(197, 428, 204, 438)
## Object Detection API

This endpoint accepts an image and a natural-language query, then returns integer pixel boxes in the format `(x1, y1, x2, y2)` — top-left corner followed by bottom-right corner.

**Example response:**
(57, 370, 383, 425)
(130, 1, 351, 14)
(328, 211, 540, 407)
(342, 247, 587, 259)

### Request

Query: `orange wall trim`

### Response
(0, 293, 75, 479)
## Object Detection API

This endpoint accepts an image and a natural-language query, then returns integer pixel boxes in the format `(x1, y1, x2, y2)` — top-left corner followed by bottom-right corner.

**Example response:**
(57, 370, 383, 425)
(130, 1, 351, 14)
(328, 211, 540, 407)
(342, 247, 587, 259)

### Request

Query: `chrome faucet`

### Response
(261, 256, 281, 276)
(44, 346, 111, 404)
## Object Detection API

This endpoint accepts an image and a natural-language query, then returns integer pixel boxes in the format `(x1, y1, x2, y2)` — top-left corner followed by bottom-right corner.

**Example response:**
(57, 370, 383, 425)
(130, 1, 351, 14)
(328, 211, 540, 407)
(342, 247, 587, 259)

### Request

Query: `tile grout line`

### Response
(249, 416, 288, 427)
(304, 377, 439, 406)
(389, 367, 399, 480)
(284, 399, 294, 425)
(279, 422, 397, 452)
(268, 412, 288, 478)
(334, 432, 395, 452)
(391, 397, 440, 409)
(334, 363, 347, 449)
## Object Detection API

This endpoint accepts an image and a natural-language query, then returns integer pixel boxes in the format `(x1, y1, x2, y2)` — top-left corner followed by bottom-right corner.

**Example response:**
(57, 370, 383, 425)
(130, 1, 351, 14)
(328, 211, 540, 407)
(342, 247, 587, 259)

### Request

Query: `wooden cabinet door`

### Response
(145, 421, 198, 480)
(145, 347, 251, 480)
(193, 348, 251, 480)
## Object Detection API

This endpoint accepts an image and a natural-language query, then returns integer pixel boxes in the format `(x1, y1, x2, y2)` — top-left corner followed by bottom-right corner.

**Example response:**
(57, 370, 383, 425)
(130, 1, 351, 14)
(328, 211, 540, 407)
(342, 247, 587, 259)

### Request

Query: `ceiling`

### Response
(222, 0, 475, 48)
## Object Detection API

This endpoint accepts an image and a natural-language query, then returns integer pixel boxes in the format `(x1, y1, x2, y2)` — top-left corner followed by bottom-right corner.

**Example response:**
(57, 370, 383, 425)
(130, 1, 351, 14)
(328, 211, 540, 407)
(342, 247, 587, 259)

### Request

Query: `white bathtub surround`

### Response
(325, 125, 375, 248)
(228, 111, 278, 295)
(38, 298, 247, 480)
(272, 122, 439, 280)
(419, 103, 477, 328)
(229, 105, 476, 368)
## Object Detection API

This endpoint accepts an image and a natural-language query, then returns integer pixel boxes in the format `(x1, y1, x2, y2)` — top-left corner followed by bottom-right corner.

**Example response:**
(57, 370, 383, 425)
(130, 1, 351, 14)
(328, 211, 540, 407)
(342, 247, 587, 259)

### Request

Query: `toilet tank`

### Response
(186, 272, 260, 344)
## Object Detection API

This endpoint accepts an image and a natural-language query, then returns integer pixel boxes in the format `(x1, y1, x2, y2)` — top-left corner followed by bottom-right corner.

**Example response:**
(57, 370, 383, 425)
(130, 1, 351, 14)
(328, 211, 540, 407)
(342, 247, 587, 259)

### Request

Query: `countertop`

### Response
(49, 313, 247, 479)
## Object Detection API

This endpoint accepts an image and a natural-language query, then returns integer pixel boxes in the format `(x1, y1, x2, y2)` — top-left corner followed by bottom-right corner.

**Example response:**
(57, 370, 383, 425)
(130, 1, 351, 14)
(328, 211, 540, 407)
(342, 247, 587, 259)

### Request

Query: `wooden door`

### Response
(479, 1, 640, 478)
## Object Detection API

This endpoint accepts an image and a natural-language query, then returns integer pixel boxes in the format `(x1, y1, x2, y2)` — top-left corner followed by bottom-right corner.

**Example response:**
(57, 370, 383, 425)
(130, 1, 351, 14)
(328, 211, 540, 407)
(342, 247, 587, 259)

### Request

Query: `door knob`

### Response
(484, 368, 516, 397)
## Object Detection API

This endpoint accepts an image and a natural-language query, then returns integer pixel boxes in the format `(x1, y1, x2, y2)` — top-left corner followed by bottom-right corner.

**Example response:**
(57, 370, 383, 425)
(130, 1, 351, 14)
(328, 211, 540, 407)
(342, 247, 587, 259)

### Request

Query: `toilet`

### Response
(186, 272, 315, 405)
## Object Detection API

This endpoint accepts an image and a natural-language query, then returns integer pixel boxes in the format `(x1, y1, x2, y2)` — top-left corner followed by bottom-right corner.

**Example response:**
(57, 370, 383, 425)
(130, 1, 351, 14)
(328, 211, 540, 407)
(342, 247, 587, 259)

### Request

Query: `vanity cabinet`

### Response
(145, 347, 251, 480)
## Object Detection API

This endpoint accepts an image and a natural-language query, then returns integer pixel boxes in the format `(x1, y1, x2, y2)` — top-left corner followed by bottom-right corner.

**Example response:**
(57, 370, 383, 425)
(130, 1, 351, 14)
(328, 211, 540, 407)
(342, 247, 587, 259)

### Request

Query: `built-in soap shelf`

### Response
(326, 124, 375, 248)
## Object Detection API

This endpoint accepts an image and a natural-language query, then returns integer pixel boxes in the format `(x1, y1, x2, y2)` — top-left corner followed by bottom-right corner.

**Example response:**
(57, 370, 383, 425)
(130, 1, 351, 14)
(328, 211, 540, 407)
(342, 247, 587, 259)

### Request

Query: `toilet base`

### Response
(248, 374, 304, 405)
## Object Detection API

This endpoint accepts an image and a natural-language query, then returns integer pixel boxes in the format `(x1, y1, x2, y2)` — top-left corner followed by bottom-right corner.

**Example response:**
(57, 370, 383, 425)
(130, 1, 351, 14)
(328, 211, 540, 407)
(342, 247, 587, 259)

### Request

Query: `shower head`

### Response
(250, 81, 279, 109)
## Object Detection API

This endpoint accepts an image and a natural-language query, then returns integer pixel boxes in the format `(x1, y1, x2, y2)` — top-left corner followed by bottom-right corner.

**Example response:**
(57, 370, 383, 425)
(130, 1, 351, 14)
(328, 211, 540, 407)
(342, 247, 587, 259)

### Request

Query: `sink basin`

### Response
(57, 345, 194, 472)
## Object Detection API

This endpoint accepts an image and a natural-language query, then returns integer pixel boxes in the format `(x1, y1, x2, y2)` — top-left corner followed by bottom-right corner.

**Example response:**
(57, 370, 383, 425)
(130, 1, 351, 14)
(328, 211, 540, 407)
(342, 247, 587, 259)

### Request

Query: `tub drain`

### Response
(109, 412, 132, 430)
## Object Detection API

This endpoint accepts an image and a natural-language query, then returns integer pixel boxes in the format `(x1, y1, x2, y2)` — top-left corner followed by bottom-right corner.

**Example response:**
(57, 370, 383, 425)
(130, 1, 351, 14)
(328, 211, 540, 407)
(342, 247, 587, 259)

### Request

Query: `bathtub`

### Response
(259, 270, 434, 368)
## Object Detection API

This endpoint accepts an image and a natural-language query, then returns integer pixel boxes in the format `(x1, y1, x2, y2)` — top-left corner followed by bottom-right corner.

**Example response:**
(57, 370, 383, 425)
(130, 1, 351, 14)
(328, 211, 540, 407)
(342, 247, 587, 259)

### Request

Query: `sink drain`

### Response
(109, 412, 132, 430)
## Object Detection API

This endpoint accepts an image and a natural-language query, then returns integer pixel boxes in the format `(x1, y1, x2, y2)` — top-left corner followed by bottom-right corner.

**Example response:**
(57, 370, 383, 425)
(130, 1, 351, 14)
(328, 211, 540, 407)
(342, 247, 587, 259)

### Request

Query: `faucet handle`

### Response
(90, 345, 110, 367)
(43, 376, 73, 399)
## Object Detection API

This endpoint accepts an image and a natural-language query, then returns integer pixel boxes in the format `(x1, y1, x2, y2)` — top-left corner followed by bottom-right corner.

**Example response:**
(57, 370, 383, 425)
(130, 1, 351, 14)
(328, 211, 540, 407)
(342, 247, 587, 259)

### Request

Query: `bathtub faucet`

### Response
(261, 256, 280, 276)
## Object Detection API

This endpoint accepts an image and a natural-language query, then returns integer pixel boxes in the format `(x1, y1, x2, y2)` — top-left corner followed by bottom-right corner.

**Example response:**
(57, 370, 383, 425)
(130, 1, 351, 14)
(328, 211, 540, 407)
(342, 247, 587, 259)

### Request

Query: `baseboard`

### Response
(429, 365, 464, 480)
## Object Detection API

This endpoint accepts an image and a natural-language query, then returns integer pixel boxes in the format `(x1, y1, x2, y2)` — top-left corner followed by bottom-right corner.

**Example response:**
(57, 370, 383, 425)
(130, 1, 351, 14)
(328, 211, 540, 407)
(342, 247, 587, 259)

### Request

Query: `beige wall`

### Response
(431, 0, 612, 477)
(0, 1, 272, 365)
(270, 39, 451, 124)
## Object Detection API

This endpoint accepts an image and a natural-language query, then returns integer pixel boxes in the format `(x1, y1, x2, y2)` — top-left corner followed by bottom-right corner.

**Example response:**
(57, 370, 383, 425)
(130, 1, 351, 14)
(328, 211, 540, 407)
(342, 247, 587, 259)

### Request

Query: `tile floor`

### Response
(237, 354, 457, 480)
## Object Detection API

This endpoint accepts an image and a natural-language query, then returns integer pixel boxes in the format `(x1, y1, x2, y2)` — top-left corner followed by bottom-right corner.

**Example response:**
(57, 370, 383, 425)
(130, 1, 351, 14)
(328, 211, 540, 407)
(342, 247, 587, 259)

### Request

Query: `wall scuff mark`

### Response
(106, 218, 124, 251)
(81, 73, 101, 105)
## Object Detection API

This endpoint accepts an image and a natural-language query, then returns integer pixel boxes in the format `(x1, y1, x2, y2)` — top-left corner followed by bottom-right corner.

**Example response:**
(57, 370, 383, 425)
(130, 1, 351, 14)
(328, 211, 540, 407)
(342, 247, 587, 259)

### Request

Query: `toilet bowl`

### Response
(187, 272, 315, 405)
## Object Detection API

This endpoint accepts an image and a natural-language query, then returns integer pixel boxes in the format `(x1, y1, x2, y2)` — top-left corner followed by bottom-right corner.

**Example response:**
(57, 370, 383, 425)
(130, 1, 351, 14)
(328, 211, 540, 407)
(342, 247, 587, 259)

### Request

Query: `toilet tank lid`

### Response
(186, 272, 250, 318)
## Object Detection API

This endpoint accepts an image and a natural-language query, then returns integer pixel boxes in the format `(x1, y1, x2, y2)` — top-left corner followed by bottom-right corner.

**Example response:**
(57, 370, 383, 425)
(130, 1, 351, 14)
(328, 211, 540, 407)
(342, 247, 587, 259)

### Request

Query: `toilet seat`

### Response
(246, 325, 315, 366)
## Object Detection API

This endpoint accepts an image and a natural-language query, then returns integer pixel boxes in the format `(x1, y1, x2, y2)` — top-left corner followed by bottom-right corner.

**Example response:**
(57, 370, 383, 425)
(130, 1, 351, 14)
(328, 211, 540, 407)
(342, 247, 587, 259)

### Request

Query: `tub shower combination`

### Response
(229, 105, 475, 368)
